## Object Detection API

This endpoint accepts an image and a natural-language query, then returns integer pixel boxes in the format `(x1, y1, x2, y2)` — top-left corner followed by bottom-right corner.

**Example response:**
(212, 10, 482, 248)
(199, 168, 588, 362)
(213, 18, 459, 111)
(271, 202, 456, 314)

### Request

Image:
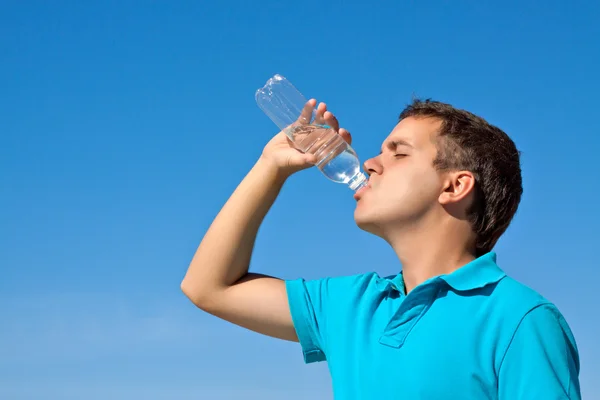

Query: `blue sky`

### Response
(1, 1, 598, 398)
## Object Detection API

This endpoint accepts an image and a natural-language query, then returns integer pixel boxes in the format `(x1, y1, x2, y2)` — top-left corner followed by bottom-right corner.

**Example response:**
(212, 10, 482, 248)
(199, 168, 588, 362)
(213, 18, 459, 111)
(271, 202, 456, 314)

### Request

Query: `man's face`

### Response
(354, 116, 446, 237)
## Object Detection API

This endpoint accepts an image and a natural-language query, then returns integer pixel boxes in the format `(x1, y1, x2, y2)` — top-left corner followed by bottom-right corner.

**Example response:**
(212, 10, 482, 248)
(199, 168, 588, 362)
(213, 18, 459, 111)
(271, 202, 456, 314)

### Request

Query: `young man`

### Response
(181, 99, 581, 399)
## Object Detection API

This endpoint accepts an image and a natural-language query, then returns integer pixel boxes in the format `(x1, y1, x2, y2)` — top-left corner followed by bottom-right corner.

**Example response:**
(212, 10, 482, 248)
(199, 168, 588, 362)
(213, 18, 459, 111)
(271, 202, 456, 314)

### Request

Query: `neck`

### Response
(386, 215, 476, 294)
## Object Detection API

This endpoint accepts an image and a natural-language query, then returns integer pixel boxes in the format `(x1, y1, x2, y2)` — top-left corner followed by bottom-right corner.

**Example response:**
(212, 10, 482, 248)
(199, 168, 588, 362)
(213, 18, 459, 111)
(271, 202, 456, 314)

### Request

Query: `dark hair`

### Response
(399, 99, 523, 256)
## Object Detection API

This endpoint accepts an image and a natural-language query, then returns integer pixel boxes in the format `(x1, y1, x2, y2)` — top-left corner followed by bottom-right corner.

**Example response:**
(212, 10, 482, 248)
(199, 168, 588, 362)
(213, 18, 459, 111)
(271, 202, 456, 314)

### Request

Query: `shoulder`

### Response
(489, 276, 578, 369)
(492, 275, 554, 315)
(285, 271, 398, 324)
(497, 277, 577, 348)
(285, 271, 387, 302)
(481, 275, 557, 336)
(490, 274, 569, 327)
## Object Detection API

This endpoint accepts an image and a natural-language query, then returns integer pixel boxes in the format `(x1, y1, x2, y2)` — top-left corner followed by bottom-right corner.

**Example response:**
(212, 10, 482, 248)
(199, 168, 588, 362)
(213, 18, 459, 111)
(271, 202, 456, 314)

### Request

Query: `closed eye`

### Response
(394, 154, 408, 158)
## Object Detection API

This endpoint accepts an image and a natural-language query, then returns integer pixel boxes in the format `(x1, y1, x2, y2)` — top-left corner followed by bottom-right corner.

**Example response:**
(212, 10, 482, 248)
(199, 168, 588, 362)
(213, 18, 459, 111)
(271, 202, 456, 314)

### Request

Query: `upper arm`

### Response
(191, 273, 299, 342)
(498, 304, 581, 400)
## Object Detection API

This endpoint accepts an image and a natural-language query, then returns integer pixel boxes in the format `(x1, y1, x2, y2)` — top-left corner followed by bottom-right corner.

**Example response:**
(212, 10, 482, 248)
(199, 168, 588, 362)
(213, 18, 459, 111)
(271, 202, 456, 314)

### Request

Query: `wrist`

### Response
(254, 156, 290, 186)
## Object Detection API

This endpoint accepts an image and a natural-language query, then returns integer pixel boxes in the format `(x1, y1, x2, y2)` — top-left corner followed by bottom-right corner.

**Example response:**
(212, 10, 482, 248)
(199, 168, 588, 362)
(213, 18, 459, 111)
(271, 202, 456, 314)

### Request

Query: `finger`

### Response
(324, 111, 339, 131)
(298, 99, 317, 124)
(288, 151, 317, 168)
(339, 128, 352, 145)
(314, 102, 327, 125)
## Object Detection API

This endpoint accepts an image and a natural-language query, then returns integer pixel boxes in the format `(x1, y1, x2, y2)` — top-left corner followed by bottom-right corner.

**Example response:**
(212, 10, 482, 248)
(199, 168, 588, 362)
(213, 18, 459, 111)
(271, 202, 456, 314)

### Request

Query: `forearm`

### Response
(181, 158, 286, 305)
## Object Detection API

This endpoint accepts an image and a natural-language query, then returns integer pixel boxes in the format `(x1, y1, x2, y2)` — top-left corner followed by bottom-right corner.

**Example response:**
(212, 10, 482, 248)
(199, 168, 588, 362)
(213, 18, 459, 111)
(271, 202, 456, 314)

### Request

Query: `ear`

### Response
(439, 170, 475, 206)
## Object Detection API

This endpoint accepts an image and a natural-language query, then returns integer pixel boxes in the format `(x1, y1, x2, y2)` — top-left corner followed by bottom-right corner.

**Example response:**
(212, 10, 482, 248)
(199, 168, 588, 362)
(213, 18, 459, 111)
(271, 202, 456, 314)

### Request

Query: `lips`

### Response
(353, 182, 371, 200)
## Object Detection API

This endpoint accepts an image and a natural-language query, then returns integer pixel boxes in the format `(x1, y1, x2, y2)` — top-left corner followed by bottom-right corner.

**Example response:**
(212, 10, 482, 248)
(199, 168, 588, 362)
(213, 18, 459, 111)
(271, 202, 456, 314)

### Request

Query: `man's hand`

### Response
(260, 99, 352, 179)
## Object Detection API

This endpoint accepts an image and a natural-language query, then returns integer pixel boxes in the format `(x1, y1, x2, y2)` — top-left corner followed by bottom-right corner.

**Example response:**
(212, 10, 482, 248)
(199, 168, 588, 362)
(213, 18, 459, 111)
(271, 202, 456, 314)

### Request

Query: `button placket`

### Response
(379, 283, 440, 348)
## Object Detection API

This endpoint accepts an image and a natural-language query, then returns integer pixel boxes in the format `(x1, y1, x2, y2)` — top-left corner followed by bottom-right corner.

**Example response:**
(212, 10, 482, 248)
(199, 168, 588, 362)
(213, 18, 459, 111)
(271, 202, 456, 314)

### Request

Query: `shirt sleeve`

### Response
(285, 273, 375, 364)
(498, 303, 581, 400)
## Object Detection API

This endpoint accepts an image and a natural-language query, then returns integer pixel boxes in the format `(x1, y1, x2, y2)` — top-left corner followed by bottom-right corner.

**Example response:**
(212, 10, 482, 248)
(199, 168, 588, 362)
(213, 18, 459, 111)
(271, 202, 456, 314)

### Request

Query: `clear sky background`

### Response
(1, 1, 599, 399)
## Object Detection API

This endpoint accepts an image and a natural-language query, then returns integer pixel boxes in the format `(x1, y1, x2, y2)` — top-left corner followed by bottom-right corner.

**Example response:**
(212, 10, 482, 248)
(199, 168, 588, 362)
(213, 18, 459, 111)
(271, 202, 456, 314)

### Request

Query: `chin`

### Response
(354, 209, 384, 236)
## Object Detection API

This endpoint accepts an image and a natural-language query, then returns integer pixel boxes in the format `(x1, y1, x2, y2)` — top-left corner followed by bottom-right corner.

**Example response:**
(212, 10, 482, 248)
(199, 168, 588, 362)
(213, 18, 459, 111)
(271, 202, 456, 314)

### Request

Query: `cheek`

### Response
(389, 166, 441, 201)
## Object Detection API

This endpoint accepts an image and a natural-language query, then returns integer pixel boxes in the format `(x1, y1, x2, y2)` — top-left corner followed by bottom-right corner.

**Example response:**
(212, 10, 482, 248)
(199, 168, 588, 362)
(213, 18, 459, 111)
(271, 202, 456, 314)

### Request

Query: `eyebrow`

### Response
(379, 139, 414, 155)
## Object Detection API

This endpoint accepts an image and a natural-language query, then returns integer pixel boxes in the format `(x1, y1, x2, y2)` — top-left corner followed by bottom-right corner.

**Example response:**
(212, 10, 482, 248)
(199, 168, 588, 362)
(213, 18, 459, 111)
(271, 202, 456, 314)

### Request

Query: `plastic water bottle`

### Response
(255, 74, 368, 191)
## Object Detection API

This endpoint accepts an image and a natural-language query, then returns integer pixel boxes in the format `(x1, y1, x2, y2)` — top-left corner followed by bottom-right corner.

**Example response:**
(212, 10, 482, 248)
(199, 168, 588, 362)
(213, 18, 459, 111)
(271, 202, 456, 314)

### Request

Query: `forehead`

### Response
(381, 116, 442, 151)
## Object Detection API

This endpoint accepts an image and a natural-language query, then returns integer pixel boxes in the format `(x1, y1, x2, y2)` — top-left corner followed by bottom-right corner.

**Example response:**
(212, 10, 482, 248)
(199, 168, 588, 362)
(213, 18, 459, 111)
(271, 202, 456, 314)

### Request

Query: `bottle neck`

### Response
(348, 172, 368, 191)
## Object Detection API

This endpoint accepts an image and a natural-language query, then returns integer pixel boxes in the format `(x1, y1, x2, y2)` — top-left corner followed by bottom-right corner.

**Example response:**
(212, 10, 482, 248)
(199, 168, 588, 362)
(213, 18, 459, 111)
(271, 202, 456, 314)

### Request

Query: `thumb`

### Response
(303, 153, 318, 165)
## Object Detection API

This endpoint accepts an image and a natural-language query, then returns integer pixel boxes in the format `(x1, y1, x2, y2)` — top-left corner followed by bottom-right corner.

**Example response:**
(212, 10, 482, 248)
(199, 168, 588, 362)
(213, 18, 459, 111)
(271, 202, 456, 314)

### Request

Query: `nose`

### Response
(363, 155, 383, 176)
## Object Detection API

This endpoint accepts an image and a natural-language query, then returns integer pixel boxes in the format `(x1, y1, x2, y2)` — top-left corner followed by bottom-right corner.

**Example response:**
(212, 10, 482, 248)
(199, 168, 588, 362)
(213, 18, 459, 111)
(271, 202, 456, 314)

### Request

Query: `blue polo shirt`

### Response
(285, 252, 581, 399)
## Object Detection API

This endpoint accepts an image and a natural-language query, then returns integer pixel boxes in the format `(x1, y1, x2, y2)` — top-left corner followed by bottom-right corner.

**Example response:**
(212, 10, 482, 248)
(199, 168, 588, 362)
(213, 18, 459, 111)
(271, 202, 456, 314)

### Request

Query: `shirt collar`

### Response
(440, 252, 506, 291)
(389, 251, 506, 293)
